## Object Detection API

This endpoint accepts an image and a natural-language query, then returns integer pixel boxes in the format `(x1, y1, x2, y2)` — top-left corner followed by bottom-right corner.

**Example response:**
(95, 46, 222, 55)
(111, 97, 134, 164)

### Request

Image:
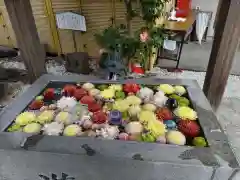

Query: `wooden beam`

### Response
(4, 0, 46, 83)
(203, 0, 240, 110)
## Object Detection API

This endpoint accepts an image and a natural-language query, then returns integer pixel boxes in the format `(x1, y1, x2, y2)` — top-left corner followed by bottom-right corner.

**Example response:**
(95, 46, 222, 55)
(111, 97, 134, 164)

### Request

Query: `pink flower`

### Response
(140, 31, 149, 42)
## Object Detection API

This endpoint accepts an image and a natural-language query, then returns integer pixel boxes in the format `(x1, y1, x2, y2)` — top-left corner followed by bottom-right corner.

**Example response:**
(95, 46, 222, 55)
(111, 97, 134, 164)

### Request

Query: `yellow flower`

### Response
(113, 100, 130, 112)
(109, 84, 123, 91)
(125, 95, 142, 105)
(174, 107, 197, 120)
(37, 110, 54, 124)
(158, 84, 175, 94)
(139, 110, 157, 123)
(15, 112, 36, 126)
(100, 89, 115, 99)
(146, 120, 167, 137)
(174, 86, 186, 96)
(139, 110, 166, 137)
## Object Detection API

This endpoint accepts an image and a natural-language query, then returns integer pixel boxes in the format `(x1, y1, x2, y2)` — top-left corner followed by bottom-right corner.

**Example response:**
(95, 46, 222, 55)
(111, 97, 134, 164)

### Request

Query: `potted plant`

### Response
(95, 26, 138, 79)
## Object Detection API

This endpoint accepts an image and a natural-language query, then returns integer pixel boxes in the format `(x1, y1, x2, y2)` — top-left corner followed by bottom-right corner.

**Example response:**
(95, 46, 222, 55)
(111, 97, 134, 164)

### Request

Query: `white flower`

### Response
(153, 95, 168, 107)
(138, 87, 154, 100)
(57, 97, 77, 111)
(43, 122, 64, 136)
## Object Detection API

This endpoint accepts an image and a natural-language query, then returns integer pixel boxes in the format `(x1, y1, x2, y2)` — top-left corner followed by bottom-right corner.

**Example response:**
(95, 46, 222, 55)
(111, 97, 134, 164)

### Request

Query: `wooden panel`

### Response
(31, 0, 55, 52)
(51, 0, 80, 54)
(0, 2, 17, 47)
(115, 1, 126, 27)
(0, 8, 14, 47)
(131, 2, 145, 33)
(81, 0, 112, 56)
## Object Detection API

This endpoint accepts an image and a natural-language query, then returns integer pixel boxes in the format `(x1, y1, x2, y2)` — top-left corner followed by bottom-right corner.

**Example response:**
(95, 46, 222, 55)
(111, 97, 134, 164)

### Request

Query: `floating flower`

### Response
(144, 119, 167, 138)
(43, 88, 55, 100)
(80, 96, 96, 106)
(96, 125, 119, 139)
(118, 133, 129, 140)
(139, 110, 157, 124)
(57, 96, 77, 111)
(100, 89, 115, 99)
(192, 137, 207, 147)
(7, 123, 22, 132)
(88, 88, 100, 97)
(109, 84, 123, 91)
(113, 100, 130, 112)
(82, 83, 94, 91)
(29, 100, 44, 110)
(115, 91, 125, 100)
(96, 84, 108, 91)
(73, 88, 87, 100)
(23, 123, 41, 134)
(178, 120, 200, 137)
(63, 124, 83, 136)
(125, 122, 143, 135)
(37, 110, 55, 124)
(88, 103, 101, 113)
(123, 84, 140, 94)
(137, 87, 154, 101)
(174, 86, 186, 96)
(55, 111, 72, 125)
(141, 132, 156, 142)
(174, 107, 197, 120)
(125, 95, 142, 106)
(92, 111, 107, 124)
(43, 122, 64, 136)
(158, 84, 175, 94)
(166, 130, 186, 145)
(128, 105, 141, 117)
(63, 85, 77, 96)
(156, 107, 173, 121)
(153, 94, 168, 107)
(142, 103, 157, 112)
(15, 112, 36, 126)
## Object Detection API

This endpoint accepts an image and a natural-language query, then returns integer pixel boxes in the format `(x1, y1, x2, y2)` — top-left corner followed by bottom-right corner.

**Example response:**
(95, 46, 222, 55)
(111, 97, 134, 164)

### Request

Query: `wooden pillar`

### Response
(4, 0, 46, 83)
(203, 0, 240, 110)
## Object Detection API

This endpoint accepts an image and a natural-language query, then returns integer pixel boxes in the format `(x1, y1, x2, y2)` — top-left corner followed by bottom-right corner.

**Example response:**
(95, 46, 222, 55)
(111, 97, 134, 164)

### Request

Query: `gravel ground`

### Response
(1, 59, 240, 176)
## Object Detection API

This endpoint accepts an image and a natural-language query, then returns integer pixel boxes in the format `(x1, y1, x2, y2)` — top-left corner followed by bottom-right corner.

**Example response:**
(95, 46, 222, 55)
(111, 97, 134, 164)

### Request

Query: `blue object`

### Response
(109, 110, 122, 125)
(164, 120, 177, 129)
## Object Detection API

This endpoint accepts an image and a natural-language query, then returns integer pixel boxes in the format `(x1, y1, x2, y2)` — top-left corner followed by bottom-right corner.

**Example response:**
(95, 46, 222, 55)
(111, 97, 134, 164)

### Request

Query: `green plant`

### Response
(95, 26, 138, 59)
(95, 26, 138, 76)
(134, 0, 169, 69)
(140, 0, 170, 26)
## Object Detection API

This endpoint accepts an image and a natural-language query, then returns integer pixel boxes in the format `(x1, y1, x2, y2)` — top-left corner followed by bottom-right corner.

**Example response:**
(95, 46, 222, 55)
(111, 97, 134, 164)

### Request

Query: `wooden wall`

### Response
(0, 0, 173, 56)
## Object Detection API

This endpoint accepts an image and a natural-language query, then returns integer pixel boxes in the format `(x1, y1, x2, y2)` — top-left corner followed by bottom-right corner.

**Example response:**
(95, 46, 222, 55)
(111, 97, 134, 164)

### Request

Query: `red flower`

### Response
(63, 85, 77, 96)
(29, 100, 44, 110)
(123, 84, 140, 94)
(43, 88, 55, 100)
(73, 88, 87, 101)
(88, 103, 101, 113)
(178, 120, 200, 138)
(156, 107, 173, 121)
(80, 95, 96, 106)
(92, 111, 107, 124)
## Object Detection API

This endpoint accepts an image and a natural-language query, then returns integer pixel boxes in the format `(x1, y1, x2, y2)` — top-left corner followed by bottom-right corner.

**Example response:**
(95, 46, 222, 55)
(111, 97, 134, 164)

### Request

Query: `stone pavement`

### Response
(217, 98, 240, 161)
